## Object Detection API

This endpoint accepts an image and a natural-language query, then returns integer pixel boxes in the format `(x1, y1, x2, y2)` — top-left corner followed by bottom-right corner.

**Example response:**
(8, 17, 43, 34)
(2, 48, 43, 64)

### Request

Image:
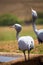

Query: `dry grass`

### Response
(0, 40, 38, 52)
(0, 41, 19, 52)
(0, 25, 43, 53)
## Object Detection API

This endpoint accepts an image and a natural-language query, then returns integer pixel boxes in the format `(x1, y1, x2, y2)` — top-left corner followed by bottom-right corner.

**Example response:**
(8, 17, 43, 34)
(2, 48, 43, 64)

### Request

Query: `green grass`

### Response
(0, 25, 37, 41)
(0, 28, 16, 41)
(0, 25, 43, 54)
(0, 25, 43, 41)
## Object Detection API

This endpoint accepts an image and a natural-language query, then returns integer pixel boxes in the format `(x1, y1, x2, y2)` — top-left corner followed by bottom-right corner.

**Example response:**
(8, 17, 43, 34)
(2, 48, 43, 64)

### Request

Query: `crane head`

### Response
(12, 24, 22, 32)
(31, 8, 37, 17)
(31, 8, 38, 22)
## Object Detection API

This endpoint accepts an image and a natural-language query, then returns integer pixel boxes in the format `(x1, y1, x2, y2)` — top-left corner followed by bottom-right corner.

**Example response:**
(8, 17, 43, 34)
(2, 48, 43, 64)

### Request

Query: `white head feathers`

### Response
(12, 24, 22, 32)
(31, 8, 37, 17)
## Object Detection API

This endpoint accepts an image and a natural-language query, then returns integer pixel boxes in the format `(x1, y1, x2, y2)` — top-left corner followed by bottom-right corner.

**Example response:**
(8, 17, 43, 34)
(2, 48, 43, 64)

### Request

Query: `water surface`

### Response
(0, 55, 21, 62)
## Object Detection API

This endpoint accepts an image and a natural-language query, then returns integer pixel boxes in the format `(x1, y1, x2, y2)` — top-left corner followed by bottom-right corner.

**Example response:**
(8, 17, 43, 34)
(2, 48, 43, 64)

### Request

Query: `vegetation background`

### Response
(0, 0, 43, 26)
(0, 0, 43, 53)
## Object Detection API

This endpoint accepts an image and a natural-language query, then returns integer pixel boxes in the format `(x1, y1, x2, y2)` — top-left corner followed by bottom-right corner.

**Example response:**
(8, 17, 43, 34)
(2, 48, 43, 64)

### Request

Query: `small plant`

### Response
(0, 14, 22, 26)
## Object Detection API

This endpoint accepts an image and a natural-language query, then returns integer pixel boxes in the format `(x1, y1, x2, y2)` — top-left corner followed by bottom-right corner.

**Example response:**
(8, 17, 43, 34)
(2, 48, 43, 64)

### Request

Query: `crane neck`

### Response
(16, 32, 19, 40)
(32, 20, 38, 35)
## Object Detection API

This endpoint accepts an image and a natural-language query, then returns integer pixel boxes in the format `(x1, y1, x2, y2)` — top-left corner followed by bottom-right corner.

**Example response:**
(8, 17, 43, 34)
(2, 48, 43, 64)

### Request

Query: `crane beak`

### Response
(9, 25, 15, 28)
(11, 25, 15, 28)
(12, 25, 15, 28)
(31, 8, 33, 11)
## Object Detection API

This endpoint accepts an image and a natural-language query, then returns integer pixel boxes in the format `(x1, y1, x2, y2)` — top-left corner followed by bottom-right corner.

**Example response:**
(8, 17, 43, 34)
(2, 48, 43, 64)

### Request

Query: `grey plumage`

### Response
(32, 9, 43, 44)
(12, 24, 34, 60)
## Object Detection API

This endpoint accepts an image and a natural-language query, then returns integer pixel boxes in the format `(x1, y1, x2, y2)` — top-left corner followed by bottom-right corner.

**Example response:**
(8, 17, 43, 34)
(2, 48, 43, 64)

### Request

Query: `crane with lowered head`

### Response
(12, 24, 34, 60)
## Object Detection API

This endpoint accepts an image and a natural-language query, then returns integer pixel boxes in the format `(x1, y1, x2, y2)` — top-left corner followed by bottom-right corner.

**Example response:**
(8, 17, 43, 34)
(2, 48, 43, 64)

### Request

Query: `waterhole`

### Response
(0, 55, 22, 62)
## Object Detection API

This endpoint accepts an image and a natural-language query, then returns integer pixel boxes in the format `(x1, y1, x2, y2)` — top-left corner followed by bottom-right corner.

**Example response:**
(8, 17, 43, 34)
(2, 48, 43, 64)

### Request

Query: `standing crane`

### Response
(12, 24, 34, 60)
(31, 8, 43, 44)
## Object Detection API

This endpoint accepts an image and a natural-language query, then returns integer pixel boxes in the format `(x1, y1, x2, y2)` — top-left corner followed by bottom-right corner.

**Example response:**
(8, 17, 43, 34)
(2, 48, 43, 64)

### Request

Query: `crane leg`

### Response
(23, 50, 26, 61)
(28, 50, 30, 60)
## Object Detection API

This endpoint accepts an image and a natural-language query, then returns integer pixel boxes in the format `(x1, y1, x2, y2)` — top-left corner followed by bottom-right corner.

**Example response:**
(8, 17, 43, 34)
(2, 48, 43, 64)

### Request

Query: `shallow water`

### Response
(0, 55, 21, 62)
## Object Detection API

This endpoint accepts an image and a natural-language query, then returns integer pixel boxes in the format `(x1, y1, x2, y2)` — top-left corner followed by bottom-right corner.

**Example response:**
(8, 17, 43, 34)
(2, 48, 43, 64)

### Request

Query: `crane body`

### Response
(18, 36, 34, 51)
(32, 9, 43, 43)
(12, 24, 34, 60)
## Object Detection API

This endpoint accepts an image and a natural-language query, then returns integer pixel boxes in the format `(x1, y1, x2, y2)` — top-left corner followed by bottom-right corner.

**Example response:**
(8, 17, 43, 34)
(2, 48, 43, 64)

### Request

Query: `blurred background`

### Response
(0, 0, 43, 25)
(0, 0, 43, 53)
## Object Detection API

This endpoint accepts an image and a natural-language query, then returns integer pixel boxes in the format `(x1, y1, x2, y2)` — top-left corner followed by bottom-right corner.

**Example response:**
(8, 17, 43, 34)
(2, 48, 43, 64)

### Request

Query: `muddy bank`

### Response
(0, 53, 43, 65)
(0, 55, 43, 65)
